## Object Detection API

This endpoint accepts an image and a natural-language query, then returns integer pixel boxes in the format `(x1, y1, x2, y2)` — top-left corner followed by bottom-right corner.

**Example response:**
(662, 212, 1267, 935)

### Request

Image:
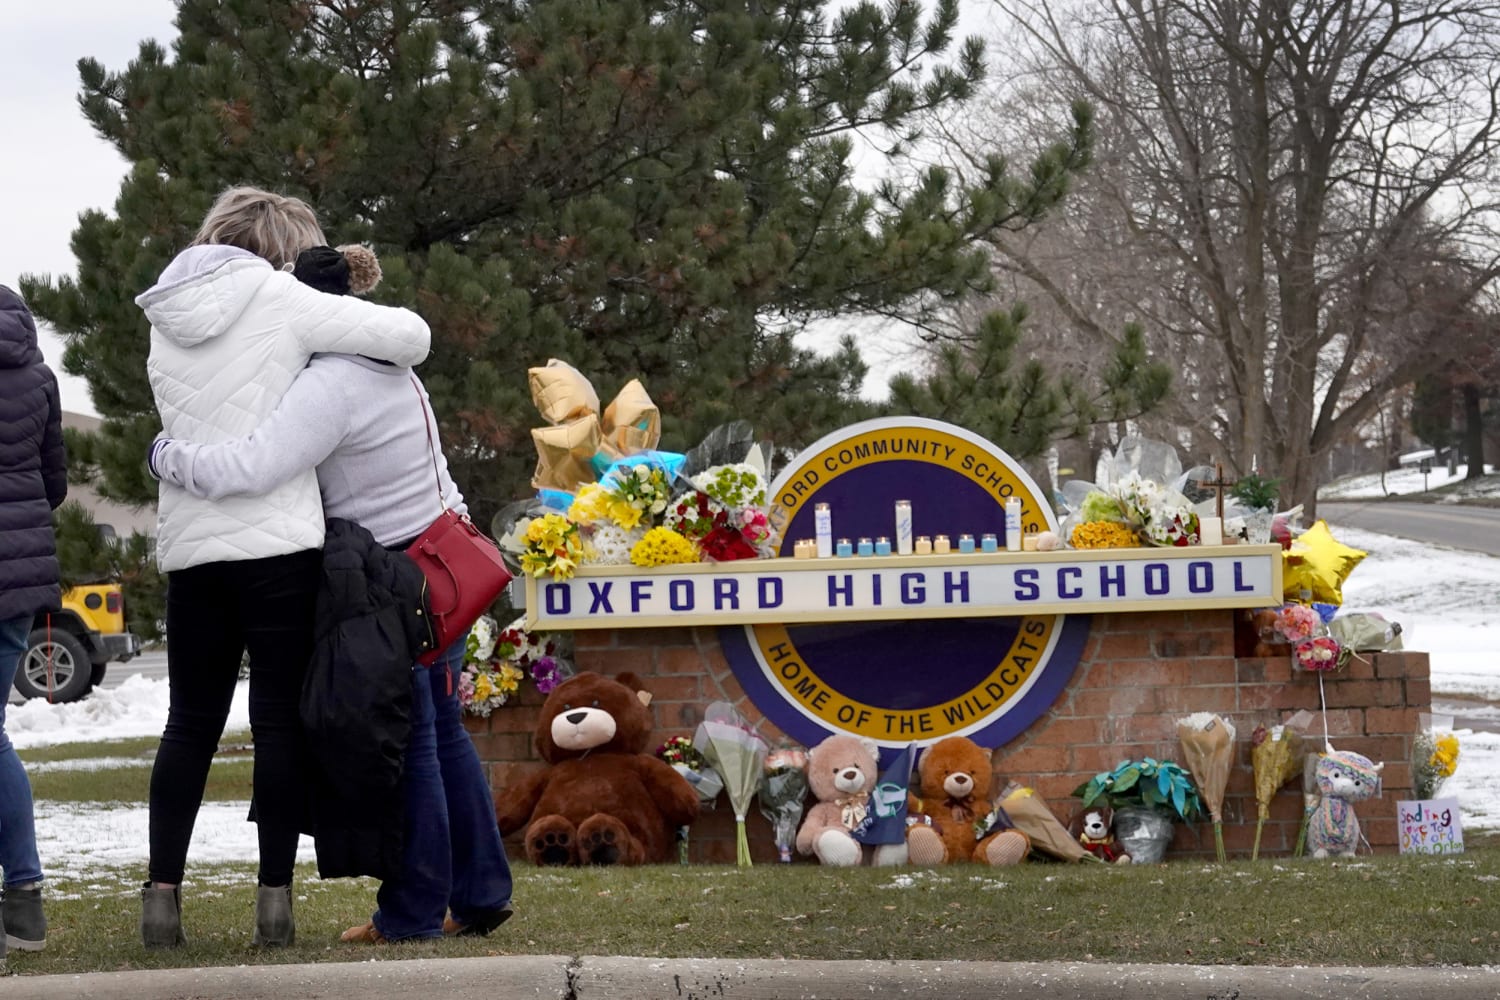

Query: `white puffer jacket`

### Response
(139, 245, 431, 571)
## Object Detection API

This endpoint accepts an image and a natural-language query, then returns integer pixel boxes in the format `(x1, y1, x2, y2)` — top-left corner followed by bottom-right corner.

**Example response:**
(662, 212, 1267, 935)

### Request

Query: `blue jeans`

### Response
(372, 637, 513, 941)
(0, 615, 43, 887)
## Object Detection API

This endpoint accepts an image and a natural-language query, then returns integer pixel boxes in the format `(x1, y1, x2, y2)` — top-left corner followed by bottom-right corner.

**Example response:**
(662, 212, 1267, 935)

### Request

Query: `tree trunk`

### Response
(1462, 383, 1485, 479)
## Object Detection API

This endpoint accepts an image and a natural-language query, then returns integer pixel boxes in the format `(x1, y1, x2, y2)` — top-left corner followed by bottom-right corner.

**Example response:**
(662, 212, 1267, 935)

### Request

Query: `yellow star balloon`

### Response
(1283, 520, 1367, 605)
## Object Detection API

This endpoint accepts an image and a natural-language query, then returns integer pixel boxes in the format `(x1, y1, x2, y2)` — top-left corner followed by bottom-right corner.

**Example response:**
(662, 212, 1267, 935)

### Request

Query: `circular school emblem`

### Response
(719, 417, 1090, 750)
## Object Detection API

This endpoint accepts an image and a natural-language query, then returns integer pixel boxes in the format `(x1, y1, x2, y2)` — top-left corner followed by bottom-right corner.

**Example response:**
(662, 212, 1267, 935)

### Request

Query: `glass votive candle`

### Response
(914, 536, 933, 555)
(835, 538, 854, 557)
(856, 537, 874, 557)
(874, 536, 892, 556)
(980, 533, 998, 553)
(933, 534, 952, 554)
(796, 539, 816, 559)
(958, 534, 975, 554)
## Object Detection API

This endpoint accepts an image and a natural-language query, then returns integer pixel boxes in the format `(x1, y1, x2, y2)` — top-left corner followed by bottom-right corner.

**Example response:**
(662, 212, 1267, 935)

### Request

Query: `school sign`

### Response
(526, 418, 1281, 750)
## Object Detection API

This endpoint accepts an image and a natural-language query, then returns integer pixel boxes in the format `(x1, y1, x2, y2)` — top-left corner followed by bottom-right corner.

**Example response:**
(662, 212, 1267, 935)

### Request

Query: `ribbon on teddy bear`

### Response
(835, 794, 869, 832)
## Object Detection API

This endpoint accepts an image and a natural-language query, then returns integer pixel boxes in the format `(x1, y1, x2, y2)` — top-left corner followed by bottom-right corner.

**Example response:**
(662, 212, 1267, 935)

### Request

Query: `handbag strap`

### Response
(410, 374, 448, 512)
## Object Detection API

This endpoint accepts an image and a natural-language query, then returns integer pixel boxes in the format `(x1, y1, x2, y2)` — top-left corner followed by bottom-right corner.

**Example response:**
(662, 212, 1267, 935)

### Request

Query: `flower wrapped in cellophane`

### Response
(657, 734, 724, 864)
(1177, 712, 1236, 861)
(1412, 713, 1460, 800)
(694, 702, 769, 867)
(758, 746, 809, 862)
(1060, 437, 1201, 548)
(1250, 722, 1305, 860)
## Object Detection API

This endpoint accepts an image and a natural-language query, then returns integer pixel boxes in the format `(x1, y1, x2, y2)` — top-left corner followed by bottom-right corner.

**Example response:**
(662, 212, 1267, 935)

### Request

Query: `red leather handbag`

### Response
(404, 377, 513, 664)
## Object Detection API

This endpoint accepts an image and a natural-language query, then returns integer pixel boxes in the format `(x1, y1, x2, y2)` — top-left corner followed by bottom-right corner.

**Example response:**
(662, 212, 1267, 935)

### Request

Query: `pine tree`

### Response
(25, 0, 1119, 529)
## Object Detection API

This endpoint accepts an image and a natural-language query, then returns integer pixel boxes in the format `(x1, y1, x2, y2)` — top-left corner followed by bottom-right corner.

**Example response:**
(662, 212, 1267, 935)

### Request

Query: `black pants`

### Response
(148, 549, 321, 886)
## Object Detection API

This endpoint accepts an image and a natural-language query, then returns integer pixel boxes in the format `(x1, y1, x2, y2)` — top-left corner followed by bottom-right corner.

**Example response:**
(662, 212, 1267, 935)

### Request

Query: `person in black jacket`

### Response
(0, 285, 65, 956)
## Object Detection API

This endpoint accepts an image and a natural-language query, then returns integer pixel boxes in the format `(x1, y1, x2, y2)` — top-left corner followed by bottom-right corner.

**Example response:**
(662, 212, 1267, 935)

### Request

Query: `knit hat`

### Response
(291, 244, 382, 296)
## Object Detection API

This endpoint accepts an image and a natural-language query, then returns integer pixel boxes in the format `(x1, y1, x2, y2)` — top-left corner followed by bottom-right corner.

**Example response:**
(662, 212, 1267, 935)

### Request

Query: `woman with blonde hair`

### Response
(134, 186, 431, 948)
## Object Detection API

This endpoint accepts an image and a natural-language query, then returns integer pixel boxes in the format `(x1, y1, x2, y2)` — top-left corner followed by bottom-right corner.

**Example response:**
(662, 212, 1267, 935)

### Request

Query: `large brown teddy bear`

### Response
(906, 736, 1030, 866)
(495, 671, 699, 865)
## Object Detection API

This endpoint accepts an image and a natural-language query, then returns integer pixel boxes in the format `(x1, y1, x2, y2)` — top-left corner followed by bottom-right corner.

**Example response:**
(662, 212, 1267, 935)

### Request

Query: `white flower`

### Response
(469, 616, 497, 662)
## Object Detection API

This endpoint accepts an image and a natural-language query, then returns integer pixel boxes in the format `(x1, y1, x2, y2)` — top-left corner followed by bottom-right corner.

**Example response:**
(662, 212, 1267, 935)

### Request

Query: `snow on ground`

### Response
(8, 673, 250, 751)
(9, 521, 1499, 871)
(34, 802, 318, 890)
(1319, 463, 1498, 502)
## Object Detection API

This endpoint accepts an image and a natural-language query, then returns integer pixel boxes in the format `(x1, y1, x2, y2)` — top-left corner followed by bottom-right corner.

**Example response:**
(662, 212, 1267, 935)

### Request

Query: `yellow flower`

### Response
(607, 497, 646, 530)
(522, 512, 582, 579)
(568, 484, 612, 525)
(473, 673, 494, 702)
(1070, 521, 1138, 549)
(1430, 733, 1460, 778)
(630, 526, 699, 567)
(497, 663, 523, 696)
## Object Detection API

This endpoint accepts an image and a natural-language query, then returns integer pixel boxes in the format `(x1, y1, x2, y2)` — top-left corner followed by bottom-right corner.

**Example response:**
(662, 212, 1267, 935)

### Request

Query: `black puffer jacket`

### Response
(0, 285, 67, 622)
(302, 517, 430, 880)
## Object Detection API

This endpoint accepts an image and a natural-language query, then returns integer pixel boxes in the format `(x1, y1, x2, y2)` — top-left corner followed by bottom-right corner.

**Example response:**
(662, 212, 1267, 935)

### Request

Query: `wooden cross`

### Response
(1202, 462, 1237, 520)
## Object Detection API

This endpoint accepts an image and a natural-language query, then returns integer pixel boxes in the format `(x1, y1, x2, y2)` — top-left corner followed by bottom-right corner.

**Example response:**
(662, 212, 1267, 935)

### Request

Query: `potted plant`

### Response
(1073, 758, 1203, 863)
(1230, 472, 1281, 544)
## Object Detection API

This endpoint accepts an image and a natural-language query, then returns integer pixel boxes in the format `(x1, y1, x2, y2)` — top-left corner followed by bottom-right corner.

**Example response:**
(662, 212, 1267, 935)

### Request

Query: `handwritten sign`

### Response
(1397, 798, 1464, 855)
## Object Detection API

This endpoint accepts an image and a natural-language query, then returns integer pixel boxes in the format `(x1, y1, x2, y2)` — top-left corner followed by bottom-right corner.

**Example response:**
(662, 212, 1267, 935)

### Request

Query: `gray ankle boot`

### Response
(140, 883, 187, 948)
(252, 885, 294, 947)
(2, 883, 46, 952)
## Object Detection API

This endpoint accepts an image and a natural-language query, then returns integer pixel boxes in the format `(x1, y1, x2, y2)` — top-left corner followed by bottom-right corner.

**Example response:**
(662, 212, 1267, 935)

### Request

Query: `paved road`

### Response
(1320, 500, 1500, 556)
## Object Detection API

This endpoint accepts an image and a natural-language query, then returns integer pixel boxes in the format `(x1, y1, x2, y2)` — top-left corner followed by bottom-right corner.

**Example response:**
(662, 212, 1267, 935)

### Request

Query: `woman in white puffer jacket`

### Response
(133, 187, 431, 950)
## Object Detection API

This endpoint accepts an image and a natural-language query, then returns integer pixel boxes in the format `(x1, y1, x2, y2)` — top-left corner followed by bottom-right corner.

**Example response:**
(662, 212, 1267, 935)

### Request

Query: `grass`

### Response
(4, 851, 1499, 978)
(9, 733, 1500, 978)
(20, 733, 255, 803)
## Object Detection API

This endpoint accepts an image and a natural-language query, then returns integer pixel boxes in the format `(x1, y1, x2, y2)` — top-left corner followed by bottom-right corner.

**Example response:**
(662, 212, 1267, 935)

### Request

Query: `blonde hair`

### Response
(192, 186, 327, 269)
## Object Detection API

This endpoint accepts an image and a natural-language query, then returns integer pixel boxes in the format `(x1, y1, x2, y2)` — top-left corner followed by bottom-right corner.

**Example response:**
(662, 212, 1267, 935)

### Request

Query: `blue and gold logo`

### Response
(720, 417, 1090, 749)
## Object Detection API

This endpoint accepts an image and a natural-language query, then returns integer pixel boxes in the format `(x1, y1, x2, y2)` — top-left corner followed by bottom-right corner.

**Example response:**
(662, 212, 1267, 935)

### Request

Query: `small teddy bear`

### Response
(905, 736, 1030, 866)
(1072, 805, 1131, 864)
(1308, 748, 1384, 859)
(795, 734, 907, 867)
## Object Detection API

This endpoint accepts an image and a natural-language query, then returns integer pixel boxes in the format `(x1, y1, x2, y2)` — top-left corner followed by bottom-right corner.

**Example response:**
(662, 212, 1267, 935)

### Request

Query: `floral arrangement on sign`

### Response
(498, 362, 779, 577)
(458, 615, 573, 717)
(1059, 438, 1204, 549)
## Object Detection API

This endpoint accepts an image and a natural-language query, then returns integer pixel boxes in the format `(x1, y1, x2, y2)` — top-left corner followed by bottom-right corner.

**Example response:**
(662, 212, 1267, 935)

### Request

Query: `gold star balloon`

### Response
(1282, 520, 1367, 605)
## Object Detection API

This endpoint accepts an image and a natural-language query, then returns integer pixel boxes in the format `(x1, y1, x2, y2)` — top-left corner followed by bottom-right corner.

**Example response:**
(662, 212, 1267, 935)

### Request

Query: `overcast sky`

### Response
(3, 2, 1003, 417)
(1, 1, 177, 416)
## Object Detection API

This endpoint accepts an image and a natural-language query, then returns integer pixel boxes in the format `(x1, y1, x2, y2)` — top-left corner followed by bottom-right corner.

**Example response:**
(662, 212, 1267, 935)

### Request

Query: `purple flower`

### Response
(532, 656, 561, 694)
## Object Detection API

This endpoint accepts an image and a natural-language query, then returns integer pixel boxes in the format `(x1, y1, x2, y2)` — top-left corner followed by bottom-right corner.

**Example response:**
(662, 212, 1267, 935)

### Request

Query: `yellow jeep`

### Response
(18, 583, 142, 703)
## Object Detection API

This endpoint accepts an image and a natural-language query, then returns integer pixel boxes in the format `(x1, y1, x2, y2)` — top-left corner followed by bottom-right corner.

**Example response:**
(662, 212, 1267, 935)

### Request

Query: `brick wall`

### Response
(467, 609, 1430, 863)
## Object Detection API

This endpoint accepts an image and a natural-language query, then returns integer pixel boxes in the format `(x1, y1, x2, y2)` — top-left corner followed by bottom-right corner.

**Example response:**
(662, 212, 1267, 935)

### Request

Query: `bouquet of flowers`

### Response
(657, 734, 724, 864)
(1060, 437, 1201, 548)
(758, 746, 810, 863)
(1177, 712, 1236, 861)
(518, 512, 584, 579)
(1250, 722, 1305, 860)
(630, 526, 700, 567)
(1274, 604, 1322, 643)
(1293, 635, 1342, 672)
(457, 615, 573, 717)
(694, 702, 769, 867)
(600, 459, 675, 530)
(1412, 713, 1460, 800)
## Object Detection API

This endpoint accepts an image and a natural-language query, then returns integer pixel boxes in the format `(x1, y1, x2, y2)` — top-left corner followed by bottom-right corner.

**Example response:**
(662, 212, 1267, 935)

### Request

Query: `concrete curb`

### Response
(6, 956, 1500, 999)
